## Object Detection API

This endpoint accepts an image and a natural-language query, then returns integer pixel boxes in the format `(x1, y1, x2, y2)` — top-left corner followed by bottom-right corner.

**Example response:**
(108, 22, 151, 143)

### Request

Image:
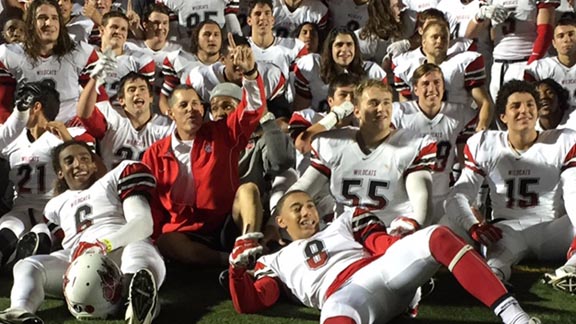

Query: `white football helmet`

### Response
(63, 252, 123, 320)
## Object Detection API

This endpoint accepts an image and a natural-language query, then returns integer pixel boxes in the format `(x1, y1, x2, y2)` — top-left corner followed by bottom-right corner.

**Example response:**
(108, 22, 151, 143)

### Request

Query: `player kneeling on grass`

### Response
(229, 190, 540, 324)
(0, 141, 165, 324)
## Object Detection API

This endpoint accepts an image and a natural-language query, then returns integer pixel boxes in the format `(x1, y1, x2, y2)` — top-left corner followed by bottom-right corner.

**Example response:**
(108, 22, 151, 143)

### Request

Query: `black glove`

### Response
(14, 79, 56, 112)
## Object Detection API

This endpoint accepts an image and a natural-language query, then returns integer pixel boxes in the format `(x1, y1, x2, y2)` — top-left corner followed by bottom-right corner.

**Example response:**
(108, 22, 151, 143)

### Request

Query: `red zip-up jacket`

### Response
(142, 76, 266, 238)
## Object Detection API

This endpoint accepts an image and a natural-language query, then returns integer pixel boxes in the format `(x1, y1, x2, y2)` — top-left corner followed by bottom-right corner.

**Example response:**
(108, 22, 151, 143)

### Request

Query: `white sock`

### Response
(494, 296, 530, 324)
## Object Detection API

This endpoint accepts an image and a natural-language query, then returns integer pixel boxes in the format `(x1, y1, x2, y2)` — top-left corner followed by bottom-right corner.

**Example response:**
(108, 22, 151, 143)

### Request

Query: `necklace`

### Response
(508, 132, 539, 157)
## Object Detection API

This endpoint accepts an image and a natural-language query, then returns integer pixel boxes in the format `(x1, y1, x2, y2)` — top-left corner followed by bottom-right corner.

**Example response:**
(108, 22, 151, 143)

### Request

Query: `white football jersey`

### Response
(354, 29, 391, 65)
(185, 61, 286, 102)
(487, 0, 560, 60)
(326, 0, 369, 30)
(126, 40, 182, 97)
(101, 46, 156, 107)
(402, 0, 440, 36)
(311, 127, 436, 223)
(43, 161, 156, 251)
(94, 101, 173, 169)
(272, 0, 329, 37)
(254, 207, 371, 309)
(161, 49, 204, 97)
(249, 37, 307, 78)
(0, 42, 98, 122)
(0, 127, 90, 210)
(462, 129, 576, 220)
(67, 14, 94, 43)
(294, 53, 387, 111)
(156, 0, 239, 37)
(392, 101, 477, 196)
(525, 56, 576, 106)
(250, 37, 307, 103)
(393, 50, 486, 105)
(535, 112, 576, 131)
(437, 0, 491, 58)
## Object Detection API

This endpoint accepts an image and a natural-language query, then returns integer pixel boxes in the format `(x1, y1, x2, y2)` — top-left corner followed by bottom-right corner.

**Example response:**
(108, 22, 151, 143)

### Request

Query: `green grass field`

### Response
(1, 262, 575, 324)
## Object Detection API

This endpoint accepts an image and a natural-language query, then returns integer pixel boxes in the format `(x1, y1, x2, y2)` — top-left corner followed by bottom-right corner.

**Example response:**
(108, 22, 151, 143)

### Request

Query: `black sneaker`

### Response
(125, 269, 158, 324)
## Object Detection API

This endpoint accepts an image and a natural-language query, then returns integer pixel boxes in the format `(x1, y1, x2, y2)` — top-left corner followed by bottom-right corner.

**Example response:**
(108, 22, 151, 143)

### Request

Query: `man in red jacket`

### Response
(141, 34, 267, 266)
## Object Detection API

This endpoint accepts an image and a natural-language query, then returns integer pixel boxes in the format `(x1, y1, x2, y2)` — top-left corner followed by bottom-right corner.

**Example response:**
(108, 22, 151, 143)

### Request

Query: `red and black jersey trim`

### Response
(118, 164, 157, 201)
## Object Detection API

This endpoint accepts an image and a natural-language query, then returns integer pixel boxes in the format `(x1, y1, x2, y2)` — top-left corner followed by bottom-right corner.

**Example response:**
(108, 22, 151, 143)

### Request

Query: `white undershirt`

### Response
(170, 131, 196, 206)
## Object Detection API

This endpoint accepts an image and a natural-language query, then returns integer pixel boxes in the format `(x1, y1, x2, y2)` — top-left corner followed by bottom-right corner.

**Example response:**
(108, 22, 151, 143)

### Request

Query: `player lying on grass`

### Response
(228, 190, 540, 324)
(0, 140, 165, 324)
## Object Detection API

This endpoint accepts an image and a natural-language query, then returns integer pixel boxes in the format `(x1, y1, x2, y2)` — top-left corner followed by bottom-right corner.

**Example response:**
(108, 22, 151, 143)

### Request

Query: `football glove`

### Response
(331, 101, 354, 121)
(386, 39, 411, 58)
(468, 223, 503, 245)
(475, 5, 509, 25)
(90, 48, 117, 87)
(389, 216, 420, 237)
(229, 232, 264, 269)
(14, 80, 55, 112)
(71, 239, 110, 261)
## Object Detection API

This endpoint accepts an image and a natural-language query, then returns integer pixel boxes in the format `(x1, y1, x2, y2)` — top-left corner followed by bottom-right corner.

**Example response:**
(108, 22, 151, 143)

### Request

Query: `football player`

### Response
(271, 0, 329, 38)
(1, 15, 25, 45)
(159, 20, 223, 114)
(466, 0, 559, 101)
(0, 80, 93, 271)
(437, 0, 493, 83)
(59, 0, 93, 43)
(0, 0, 99, 123)
(291, 79, 436, 231)
(98, 11, 155, 108)
(0, 140, 165, 324)
(525, 13, 576, 106)
(354, 0, 405, 65)
(294, 22, 320, 54)
(228, 190, 540, 324)
(185, 34, 286, 104)
(156, 0, 241, 45)
(392, 63, 478, 223)
(293, 27, 387, 112)
(247, 0, 308, 103)
(445, 80, 576, 286)
(393, 21, 493, 130)
(288, 74, 359, 227)
(126, 4, 182, 103)
(534, 78, 574, 130)
(77, 60, 173, 170)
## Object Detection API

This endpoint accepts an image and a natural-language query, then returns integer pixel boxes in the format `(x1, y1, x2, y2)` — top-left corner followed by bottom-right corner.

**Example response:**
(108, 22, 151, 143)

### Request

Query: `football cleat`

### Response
(528, 317, 542, 324)
(543, 265, 576, 294)
(126, 269, 158, 324)
(0, 308, 43, 324)
(5, 232, 39, 270)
